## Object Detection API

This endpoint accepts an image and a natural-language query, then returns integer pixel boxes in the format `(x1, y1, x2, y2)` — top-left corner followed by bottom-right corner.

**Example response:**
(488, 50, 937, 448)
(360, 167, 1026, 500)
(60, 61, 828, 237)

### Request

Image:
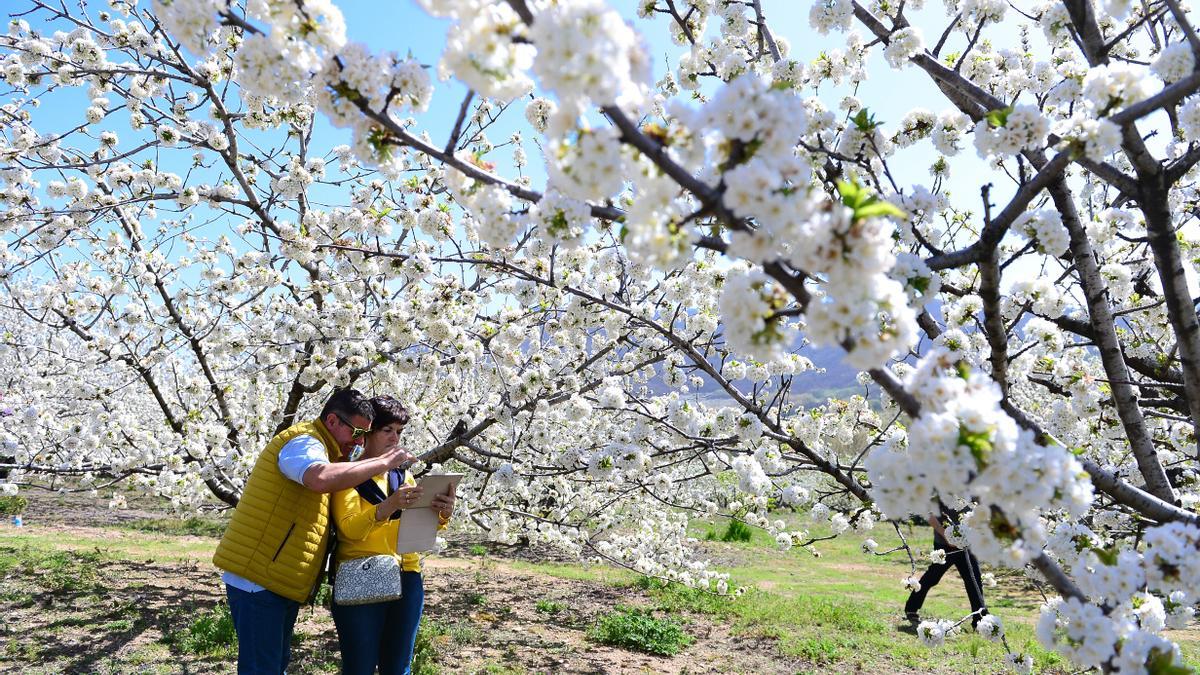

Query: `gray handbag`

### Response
(333, 554, 403, 606)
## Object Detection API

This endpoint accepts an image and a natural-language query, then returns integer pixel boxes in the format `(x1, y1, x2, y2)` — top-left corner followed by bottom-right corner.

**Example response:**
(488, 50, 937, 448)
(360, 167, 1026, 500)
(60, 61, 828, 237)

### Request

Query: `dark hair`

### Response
(369, 395, 410, 431)
(320, 388, 374, 424)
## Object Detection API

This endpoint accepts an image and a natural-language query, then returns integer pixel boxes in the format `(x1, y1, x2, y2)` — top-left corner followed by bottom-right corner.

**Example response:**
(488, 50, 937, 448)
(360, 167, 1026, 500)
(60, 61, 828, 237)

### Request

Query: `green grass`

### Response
(6, 509, 1200, 673)
(509, 518, 1084, 670)
(534, 599, 565, 615)
(705, 519, 752, 542)
(123, 643, 174, 670)
(102, 618, 135, 631)
(411, 621, 443, 675)
(0, 495, 28, 516)
(312, 579, 333, 607)
(122, 516, 226, 538)
(507, 559, 634, 585)
(0, 545, 106, 596)
(167, 604, 237, 656)
(588, 606, 693, 656)
(1, 528, 214, 561)
(473, 661, 525, 675)
(692, 519, 1069, 672)
(634, 576, 733, 617)
(411, 618, 484, 675)
(445, 621, 483, 645)
(517, 517, 1099, 673)
(3, 637, 43, 661)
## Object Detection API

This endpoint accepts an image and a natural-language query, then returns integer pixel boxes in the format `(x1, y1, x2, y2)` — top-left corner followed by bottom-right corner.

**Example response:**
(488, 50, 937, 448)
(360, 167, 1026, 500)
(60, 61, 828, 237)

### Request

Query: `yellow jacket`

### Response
(332, 471, 423, 573)
(213, 419, 342, 602)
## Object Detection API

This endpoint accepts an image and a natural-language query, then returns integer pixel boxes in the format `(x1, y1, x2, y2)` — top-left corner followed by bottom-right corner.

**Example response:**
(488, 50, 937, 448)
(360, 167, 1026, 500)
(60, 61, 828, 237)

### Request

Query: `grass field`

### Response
(0, 501, 1197, 673)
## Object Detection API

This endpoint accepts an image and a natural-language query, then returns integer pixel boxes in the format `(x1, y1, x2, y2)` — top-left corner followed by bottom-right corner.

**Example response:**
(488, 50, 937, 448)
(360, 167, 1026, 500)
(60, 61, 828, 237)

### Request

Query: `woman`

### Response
(331, 395, 456, 675)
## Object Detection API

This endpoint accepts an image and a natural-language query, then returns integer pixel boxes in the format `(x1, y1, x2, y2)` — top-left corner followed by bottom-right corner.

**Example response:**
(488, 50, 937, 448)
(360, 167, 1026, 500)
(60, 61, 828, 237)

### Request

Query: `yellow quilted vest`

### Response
(212, 419, 342, 602)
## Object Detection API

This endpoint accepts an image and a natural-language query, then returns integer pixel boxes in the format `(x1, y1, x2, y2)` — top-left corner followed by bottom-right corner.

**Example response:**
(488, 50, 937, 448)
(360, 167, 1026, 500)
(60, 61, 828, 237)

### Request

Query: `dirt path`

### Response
(0, 525, 807, 674)
(417, 557, 803, 674)
(0, 492, 1032, 674)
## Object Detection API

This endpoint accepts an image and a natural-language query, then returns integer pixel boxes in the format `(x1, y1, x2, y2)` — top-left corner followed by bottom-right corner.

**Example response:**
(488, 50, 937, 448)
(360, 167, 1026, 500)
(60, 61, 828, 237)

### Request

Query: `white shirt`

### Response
(223, 434, 330, 593)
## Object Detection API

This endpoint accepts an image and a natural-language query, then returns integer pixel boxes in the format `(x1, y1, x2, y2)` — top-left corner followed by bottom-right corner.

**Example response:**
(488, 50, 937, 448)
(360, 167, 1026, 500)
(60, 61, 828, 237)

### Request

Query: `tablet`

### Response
(409, 473, 464, 509)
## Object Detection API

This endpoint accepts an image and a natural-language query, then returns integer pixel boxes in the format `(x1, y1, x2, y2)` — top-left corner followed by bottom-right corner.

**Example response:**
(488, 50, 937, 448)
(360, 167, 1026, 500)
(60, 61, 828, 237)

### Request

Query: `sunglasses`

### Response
(334, 413, 371, 439)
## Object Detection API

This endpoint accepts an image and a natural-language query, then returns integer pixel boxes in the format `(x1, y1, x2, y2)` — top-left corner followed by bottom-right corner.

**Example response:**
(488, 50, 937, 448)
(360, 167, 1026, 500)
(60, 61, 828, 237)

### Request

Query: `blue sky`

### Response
(326, 0, 995, 216)
(17, 0, 993, 209)
(13, 0, 1009, 295)
(8, 0, 1041, 379)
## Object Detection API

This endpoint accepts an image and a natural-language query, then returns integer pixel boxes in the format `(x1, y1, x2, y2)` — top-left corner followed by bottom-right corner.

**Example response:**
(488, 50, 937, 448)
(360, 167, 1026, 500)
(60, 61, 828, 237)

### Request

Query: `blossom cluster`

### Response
(672, 73, 918, 368)
(973, 105, 1048, 158)
(867, 348, 1093, 568)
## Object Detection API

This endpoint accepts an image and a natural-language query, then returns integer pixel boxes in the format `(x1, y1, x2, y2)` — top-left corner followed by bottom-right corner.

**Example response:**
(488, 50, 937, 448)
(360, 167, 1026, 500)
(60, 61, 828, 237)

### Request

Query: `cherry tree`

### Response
(0, 0, 862, 599)
(4, 0, 1200, 670)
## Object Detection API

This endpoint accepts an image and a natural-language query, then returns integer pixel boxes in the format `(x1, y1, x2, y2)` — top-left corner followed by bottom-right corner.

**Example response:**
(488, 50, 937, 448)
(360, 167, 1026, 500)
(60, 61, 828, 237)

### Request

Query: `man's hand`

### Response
(378, 445, 415, 470)
(304, 447, 414, 494)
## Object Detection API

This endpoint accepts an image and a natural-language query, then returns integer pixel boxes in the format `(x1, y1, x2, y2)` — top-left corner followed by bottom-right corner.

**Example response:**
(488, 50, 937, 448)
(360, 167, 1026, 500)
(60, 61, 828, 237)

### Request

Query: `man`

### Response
(213, 388, 411, 674)
(903, 505, 987, 629)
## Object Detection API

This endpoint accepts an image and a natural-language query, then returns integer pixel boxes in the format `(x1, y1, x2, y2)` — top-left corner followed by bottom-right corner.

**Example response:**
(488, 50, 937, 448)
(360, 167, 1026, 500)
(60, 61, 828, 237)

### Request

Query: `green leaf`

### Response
(958, 425, 995, 468)
(1147, 647, 1197, 675)
(1090, 544, 1119, 567)
(985, 107, 1013, 129)
(851, 108, 881, 132)
(855, 202, 906, 219)
(836, 179, 868, 209)
(954, 361, 972, 380)
(836, 177, 906, 221)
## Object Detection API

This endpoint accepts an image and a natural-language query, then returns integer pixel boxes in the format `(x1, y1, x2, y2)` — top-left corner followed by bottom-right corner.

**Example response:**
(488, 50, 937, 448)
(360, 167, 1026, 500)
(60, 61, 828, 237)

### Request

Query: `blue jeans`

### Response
(331, 571, 425, 675)
(226, 584, 301, 675)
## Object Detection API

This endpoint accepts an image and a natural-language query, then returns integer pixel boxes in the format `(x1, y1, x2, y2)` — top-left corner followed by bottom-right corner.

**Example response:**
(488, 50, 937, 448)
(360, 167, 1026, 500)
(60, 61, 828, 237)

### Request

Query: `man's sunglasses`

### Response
(334, 413, 370, 439)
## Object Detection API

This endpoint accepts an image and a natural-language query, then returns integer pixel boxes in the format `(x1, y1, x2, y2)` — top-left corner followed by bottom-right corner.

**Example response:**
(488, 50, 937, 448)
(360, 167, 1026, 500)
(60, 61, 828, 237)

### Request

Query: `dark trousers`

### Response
(331, 571, 425, 675)
(904, 545, 986, 624)
(226, 584, 301, 675)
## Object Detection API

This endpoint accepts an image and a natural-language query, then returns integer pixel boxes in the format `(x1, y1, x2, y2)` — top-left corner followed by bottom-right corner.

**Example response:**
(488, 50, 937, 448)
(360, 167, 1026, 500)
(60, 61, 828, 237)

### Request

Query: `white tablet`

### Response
(409, 473, 464, 509)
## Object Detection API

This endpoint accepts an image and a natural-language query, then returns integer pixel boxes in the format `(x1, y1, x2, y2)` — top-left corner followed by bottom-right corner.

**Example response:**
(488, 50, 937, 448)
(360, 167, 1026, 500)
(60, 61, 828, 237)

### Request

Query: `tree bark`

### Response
(1049, 179, 1177, 503)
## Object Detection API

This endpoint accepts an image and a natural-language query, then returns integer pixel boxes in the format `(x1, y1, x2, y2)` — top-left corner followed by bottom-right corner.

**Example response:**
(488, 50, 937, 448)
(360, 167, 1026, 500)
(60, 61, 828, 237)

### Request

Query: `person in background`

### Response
(331, 395, 456, 675)
(903, 504, 987, 629)
(213, 388, 412, 674)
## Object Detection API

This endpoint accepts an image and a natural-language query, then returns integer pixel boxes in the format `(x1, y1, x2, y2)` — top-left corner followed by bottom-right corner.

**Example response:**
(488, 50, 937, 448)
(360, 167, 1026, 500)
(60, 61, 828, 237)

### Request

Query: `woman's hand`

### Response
(376, 484, 423, 521)
(394, 484, 424, 509)
(431, 491, 455, 521)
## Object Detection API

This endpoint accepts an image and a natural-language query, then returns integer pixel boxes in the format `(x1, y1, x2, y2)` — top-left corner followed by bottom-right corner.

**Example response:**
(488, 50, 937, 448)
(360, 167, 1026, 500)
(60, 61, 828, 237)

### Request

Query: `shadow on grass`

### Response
(436, 534, 579, 565)
(119, 516, 227, 539)
(0, 546, 230, 673)
(0, 545, 350, 674)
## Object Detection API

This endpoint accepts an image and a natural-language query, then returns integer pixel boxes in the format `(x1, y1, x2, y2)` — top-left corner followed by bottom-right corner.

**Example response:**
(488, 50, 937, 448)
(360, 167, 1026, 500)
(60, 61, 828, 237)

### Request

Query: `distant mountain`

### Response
(649, 301, 943, 409)
(646, 341, 868, 408)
